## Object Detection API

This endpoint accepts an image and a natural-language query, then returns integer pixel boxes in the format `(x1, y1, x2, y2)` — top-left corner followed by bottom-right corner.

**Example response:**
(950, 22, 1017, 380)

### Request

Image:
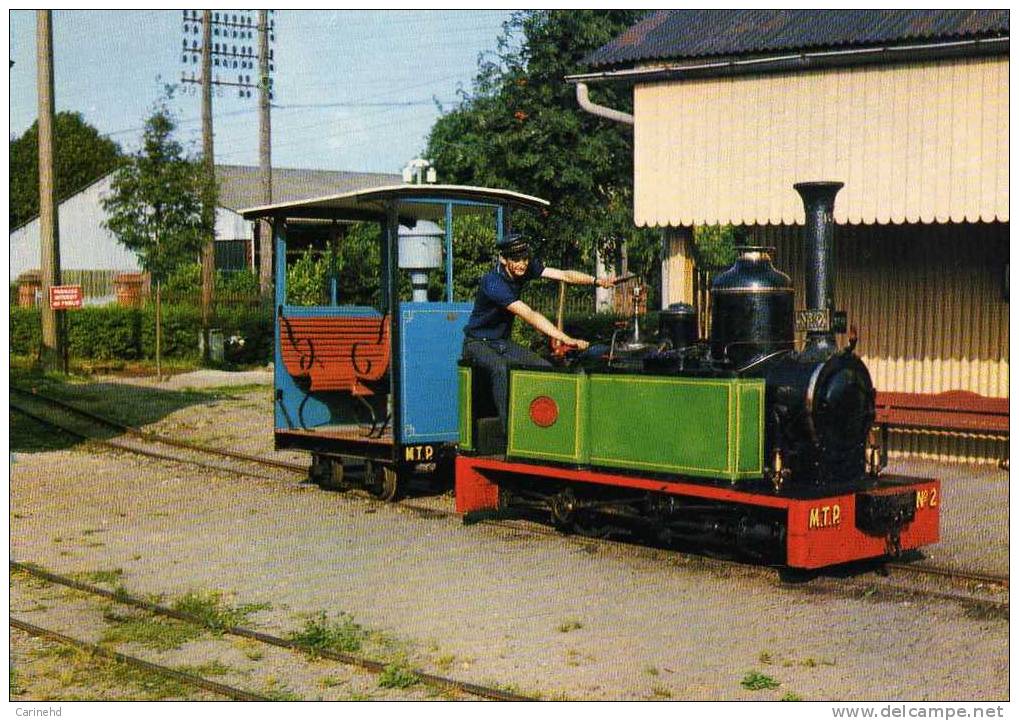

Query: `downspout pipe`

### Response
(575, 82, 633, 125)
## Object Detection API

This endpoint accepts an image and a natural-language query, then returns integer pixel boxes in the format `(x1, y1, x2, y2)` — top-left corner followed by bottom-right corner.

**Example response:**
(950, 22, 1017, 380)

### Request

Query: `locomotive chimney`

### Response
(794, 181, 843, 359)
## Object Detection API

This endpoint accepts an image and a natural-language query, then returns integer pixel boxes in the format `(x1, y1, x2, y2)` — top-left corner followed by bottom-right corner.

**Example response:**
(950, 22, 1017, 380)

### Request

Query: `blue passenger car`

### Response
(241, 185, 549, 499)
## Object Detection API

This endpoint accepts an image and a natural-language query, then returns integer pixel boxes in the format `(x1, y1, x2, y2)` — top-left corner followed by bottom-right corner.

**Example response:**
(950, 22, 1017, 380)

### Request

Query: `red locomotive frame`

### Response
(456, 455, 939, 569)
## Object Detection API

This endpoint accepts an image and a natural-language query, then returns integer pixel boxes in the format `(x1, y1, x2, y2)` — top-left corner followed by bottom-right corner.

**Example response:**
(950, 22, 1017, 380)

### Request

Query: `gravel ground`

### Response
(9, 371, 1010, 701)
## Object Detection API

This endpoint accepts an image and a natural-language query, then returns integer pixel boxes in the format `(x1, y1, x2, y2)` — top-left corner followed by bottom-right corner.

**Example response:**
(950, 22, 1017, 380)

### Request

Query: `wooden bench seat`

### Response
(279, 314, 390, 396)
(873, 390, 1008, 466)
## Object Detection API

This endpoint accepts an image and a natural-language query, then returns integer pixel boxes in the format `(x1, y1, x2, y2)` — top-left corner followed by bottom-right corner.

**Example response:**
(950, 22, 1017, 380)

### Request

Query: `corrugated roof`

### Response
(216, 165, 401, 211)
(585, 10, 1009, 68)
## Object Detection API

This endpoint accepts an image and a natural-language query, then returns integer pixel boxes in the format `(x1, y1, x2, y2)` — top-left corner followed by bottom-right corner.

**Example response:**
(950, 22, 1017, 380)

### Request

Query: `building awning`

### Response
(633, 55, 1008, 226)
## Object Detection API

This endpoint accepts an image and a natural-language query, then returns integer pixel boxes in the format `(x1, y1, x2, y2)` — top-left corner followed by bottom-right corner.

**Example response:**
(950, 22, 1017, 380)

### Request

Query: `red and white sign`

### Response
(49, 285, 83, 310)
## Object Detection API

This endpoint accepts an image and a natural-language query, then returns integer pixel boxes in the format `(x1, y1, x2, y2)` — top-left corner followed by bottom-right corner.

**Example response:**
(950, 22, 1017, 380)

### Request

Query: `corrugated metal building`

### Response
(575, 10, 1009, 462)
(10, 165, 400, 286)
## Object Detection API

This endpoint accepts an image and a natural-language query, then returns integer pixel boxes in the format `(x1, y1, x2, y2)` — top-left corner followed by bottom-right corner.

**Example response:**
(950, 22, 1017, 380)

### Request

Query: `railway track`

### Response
(10, 561, 530, 702)
(12, 386, 1008, 609)
(10, 617, 270, 701)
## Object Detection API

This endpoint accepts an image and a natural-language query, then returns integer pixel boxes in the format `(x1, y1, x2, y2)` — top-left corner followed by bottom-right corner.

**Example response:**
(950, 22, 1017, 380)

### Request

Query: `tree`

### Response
(426, 11, 661, 295)
(10, 111, 122, 228)
(101, 98, 214, 377)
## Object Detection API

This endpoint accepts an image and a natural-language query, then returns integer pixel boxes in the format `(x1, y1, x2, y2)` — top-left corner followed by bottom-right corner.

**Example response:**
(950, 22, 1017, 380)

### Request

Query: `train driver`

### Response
(462, 232, 615, 435)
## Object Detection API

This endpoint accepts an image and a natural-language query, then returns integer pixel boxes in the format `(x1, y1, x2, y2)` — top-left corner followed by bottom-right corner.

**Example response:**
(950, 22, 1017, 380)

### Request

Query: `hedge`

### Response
(11, 304, 661, 365)
(10, 304, 274, 365)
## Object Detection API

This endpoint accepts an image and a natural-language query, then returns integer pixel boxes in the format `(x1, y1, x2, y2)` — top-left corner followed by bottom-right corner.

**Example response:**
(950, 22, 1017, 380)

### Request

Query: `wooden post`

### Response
(37, 11, 63, 370)
(258, 9, 273, 299)
(200, 9, 216, 361)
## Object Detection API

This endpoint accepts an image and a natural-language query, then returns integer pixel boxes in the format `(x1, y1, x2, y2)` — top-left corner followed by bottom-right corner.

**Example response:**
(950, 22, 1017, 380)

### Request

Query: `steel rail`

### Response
(11, 401, 289, 484)
(10, 562, 530, 702)
(10, 385, 305, 473)
(10, 616, 270, 701)
(885, 561, 1009, 589)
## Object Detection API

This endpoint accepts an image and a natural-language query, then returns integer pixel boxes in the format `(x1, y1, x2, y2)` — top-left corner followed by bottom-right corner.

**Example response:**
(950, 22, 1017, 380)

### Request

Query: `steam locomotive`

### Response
(456, 182, 940, 569)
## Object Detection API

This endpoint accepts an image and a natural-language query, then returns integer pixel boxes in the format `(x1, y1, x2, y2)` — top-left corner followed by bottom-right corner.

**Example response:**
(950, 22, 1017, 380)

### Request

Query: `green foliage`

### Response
(448, 213, 497, 301)
(378, 663, 419, 690)
(288, 612, 366, 655)
(741, 671, 780, 691)
(426, 10, 660, 278)
(9, 304, 273, 365)
(164, 263, 261, 298)
(286, 247, 337, 306)
(101, 95, 213, 284)
(692, 225, 746, 270)
(10, 307, 43, 357)
(101, 609, 204, 651)
(65, 306, 142, 360)
(171, 590, 270, 632)
(10, 111, 123, 229)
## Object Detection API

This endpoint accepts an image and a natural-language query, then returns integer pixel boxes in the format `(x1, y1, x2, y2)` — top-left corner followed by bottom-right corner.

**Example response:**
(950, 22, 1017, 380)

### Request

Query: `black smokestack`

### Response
(794, 181, 843, 359)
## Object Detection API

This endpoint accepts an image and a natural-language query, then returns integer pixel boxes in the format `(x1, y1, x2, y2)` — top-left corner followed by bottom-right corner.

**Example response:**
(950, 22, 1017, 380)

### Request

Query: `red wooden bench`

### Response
(279, 314, 390, 396)
(873, 390, 1009, 466)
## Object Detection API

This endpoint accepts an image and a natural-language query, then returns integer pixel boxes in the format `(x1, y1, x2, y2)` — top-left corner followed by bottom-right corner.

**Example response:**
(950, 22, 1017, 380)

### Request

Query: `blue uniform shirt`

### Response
(464, 258, 546, 340)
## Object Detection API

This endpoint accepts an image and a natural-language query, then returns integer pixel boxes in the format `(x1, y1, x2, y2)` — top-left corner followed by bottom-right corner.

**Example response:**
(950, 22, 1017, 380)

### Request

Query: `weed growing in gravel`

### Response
(378, 663, 419, 689)
(262, 678, 302, 701)
(234, 638, 264, 661)
(318, 676, 345, 689)
(644, 665, 660, 676)
(650, 685, 673, 699)
(433, 653, 456, 671)
(11, 666, 24, 696)
(289, 612, 366, 655)
(78, 568, 123, 585)
(741, 671, 781, 691)
(557, 619, 583, 633)
(171, 590, 270, 632)
(101, 608, 204, 651)
(28, 642, 195, 700)
(782, 692, 804, 701)
(175, 661, 235, 678)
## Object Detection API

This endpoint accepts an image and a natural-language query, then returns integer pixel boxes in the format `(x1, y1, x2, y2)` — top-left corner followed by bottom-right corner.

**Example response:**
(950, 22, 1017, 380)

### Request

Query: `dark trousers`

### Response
(462, 338, 551, 433)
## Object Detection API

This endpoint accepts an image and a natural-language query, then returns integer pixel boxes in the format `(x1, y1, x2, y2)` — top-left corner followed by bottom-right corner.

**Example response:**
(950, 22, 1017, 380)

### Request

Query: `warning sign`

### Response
(49, 285, 83, 310)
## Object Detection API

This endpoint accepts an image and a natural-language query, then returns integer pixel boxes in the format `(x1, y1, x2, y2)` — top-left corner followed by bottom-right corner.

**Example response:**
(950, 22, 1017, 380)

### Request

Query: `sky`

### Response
(8, 9, 516, 175)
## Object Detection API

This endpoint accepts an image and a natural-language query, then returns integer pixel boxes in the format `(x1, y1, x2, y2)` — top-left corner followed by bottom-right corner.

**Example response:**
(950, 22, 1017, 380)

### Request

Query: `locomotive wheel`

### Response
(570, 513, 614, 540)
(365, 460, 400, 502)
(310, 454, 350, 491)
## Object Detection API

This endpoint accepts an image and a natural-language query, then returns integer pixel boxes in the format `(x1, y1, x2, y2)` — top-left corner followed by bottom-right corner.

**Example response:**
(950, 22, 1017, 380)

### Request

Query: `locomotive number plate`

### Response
(404, 445, 435, 462)
(796, 309, 830, 333)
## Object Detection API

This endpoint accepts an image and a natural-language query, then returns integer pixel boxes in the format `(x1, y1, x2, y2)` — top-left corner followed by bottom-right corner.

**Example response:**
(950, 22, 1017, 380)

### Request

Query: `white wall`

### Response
(9, 175, 254, 281)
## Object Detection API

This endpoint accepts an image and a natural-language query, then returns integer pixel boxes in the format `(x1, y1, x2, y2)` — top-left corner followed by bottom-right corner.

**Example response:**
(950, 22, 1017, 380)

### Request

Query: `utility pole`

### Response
(180, 10, 275, 314)
(258, 9, 273, 299)
(36, 10, 63, 370)
(199, 9, 216, 362)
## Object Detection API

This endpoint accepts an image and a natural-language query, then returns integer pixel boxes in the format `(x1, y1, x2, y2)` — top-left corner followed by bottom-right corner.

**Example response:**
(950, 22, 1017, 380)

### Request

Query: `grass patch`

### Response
(556, 619, 583, 633)
(175, 661, 235, 678)
(171, 590, 270, 631)
(378, 663, 419, 690)
(741, 671, 780, 691)
(27, 642, 196, 700)
(433, 653, 456, 671)
(288, 612, 366, 655)
(77, 568, 123, 586)
(782, 692, 804, 701)
(262, 678, 302, 701)
(101, 608, 204, 651)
